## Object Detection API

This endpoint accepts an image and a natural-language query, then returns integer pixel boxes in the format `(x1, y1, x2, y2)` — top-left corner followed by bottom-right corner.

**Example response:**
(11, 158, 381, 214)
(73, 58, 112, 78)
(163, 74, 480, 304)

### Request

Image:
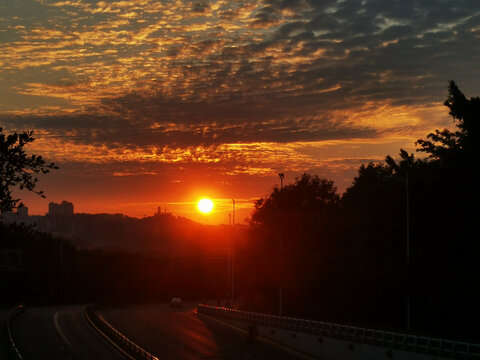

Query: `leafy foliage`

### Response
(244, 174, 341, 315)
(252, 173, 339, 226)
(243, 82, 479, 340)
(416, 80, 479, 162)
(0, 127, 58, 213)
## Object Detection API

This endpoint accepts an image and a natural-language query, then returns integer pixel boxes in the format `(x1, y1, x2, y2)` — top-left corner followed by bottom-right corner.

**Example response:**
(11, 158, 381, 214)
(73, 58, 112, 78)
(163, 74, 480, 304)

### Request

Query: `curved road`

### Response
(103, 302, 312, 360)
(10, 305, 125, 360)
(10, 303, 312, 359)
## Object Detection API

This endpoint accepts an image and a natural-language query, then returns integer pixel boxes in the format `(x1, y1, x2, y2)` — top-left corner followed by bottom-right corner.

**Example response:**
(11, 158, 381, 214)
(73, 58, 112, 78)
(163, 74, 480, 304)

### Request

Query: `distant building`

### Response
(0, 204, 32, 225)
(17, 204, 28, 217)
(155, 206, 170, 216)
(48, 201, 74, 216)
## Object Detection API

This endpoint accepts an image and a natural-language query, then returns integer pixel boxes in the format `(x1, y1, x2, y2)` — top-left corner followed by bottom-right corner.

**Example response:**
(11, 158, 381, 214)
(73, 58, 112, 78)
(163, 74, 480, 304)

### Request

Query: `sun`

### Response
(197, 198, 214, 214)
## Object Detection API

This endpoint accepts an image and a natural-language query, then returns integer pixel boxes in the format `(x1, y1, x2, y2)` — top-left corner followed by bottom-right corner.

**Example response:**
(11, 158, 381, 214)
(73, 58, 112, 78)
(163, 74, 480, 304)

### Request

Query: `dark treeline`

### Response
(238, 81, 479, 342)
(0, 222, 229, 305)
(0, 81, 478, 342)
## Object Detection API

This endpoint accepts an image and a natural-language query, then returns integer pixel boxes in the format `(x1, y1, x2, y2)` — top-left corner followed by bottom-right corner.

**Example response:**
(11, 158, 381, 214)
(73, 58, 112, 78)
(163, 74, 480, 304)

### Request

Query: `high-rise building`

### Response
(17, 204, 28, 217)
(48, 201, 74, 216)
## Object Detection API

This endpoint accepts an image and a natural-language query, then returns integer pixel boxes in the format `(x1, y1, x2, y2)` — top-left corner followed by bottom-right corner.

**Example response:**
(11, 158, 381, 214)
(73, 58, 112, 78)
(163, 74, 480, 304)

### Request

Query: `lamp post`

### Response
(231, 199, 235, 306)
(393, 172, 410, 331)
(405, 172, 410, 332)
(278, 173, 285, 316)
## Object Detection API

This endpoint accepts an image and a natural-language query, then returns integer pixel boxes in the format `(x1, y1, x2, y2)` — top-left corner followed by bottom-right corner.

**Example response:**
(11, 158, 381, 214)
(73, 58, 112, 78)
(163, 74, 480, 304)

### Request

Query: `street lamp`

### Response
(393, 172, 410, 331)
(278, 173, 285, 189)
(277, 173, 285, 316)
(231, 199, 235, 306)
(405, 172, 410, 331)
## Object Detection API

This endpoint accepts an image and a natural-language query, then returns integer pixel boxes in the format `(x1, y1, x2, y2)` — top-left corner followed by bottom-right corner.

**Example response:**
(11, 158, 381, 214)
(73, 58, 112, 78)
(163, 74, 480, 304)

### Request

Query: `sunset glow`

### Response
(1, 0, 477, 347)
(197, 199, 214, 214)
(0, 0, 479, 223)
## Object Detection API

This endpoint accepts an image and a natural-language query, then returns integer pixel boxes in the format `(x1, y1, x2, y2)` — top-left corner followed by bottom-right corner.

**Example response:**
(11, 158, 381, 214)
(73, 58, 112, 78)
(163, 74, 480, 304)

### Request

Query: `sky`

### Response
(1, 0, 479, 224)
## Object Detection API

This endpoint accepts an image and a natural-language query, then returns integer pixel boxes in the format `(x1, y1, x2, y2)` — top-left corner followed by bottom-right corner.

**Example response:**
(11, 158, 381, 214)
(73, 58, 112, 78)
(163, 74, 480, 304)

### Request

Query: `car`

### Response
(170, 297, 182, 308)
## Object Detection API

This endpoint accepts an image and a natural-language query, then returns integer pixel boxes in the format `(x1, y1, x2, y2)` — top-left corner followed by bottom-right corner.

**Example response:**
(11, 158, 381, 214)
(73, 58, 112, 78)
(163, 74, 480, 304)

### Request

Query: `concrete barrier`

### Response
(197, 305, 480, 360)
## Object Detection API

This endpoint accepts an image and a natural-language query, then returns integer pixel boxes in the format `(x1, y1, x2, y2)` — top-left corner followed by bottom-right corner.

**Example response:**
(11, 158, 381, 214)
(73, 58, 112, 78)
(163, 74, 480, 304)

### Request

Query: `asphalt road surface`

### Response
(10, 305, 126, 360)
(0, 308, 10, 359)
(103, 302, 311, 360)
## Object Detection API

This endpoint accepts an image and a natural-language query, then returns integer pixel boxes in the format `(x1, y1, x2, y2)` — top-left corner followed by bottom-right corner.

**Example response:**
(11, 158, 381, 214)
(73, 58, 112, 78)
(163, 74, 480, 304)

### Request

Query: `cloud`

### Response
(3, 0, 478, 107)
(1, 0, 479, 177)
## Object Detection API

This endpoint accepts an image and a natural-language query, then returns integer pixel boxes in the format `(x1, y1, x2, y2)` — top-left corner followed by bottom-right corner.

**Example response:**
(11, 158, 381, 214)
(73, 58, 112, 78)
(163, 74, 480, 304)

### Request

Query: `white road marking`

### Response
(53, 310, 74, 351)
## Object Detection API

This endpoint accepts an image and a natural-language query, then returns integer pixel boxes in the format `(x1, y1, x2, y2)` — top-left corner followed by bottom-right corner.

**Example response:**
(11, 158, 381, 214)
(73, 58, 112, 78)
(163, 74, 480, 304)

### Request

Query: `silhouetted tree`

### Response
(416, 80, 479, 162)
(244, 81, 479, 341)
(413, 81, 478, 340)
(0, 127, 58, 213)
(341, 81, 479, 338)
(245, 173, 341, 315)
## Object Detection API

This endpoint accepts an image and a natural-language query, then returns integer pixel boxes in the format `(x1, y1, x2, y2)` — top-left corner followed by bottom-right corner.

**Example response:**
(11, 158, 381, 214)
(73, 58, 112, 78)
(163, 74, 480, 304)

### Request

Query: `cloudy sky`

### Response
(1, 0, 479, 223)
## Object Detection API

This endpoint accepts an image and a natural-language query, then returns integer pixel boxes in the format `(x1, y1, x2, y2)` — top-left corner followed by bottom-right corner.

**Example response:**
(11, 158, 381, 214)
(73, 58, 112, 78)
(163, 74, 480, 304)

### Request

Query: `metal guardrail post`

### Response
(86, 306, 158, 360)
(197, 304, 480, 360)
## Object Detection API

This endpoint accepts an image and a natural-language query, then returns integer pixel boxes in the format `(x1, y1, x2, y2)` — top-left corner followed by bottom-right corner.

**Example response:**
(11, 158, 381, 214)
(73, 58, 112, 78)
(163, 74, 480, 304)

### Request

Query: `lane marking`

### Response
(53, 310, 75, 351)
(84, 310, 135, 360)
(197, 313, 317, 360)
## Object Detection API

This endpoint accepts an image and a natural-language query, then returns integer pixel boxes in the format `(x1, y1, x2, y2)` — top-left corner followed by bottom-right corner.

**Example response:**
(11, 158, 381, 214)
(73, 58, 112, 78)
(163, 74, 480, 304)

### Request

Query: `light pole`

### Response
(393, 172, 410, 331)
(405, 172, 410, 332)
(278, 173, 285, 316)
(278, 244, 283, 316)
(231, 199, 235, 306)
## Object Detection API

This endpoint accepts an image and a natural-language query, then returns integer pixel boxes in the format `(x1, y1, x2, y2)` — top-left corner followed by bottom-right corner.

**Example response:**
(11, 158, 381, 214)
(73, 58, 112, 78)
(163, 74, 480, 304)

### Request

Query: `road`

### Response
(103, 302, 311, 360)
(10, 305, 125, 360)
(1, 308, 10, 359)
(8, 302, 311, 359)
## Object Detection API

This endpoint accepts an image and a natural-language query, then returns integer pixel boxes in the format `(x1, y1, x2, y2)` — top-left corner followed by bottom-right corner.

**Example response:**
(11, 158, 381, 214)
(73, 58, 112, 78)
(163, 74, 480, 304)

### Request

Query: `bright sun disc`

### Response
(197, 198, 214, 214)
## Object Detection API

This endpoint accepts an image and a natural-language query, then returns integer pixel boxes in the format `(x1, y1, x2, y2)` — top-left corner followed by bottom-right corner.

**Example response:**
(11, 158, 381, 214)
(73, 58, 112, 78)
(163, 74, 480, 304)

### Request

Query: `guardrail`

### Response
(6, 305, 24, 360)
(85, 306, 158, 360)
(198, 304, 480, 360)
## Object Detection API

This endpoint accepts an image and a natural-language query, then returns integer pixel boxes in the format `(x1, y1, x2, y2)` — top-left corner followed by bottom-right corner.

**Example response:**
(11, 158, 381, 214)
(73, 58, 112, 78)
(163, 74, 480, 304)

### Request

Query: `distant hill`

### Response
(1, 211, 239, 257)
